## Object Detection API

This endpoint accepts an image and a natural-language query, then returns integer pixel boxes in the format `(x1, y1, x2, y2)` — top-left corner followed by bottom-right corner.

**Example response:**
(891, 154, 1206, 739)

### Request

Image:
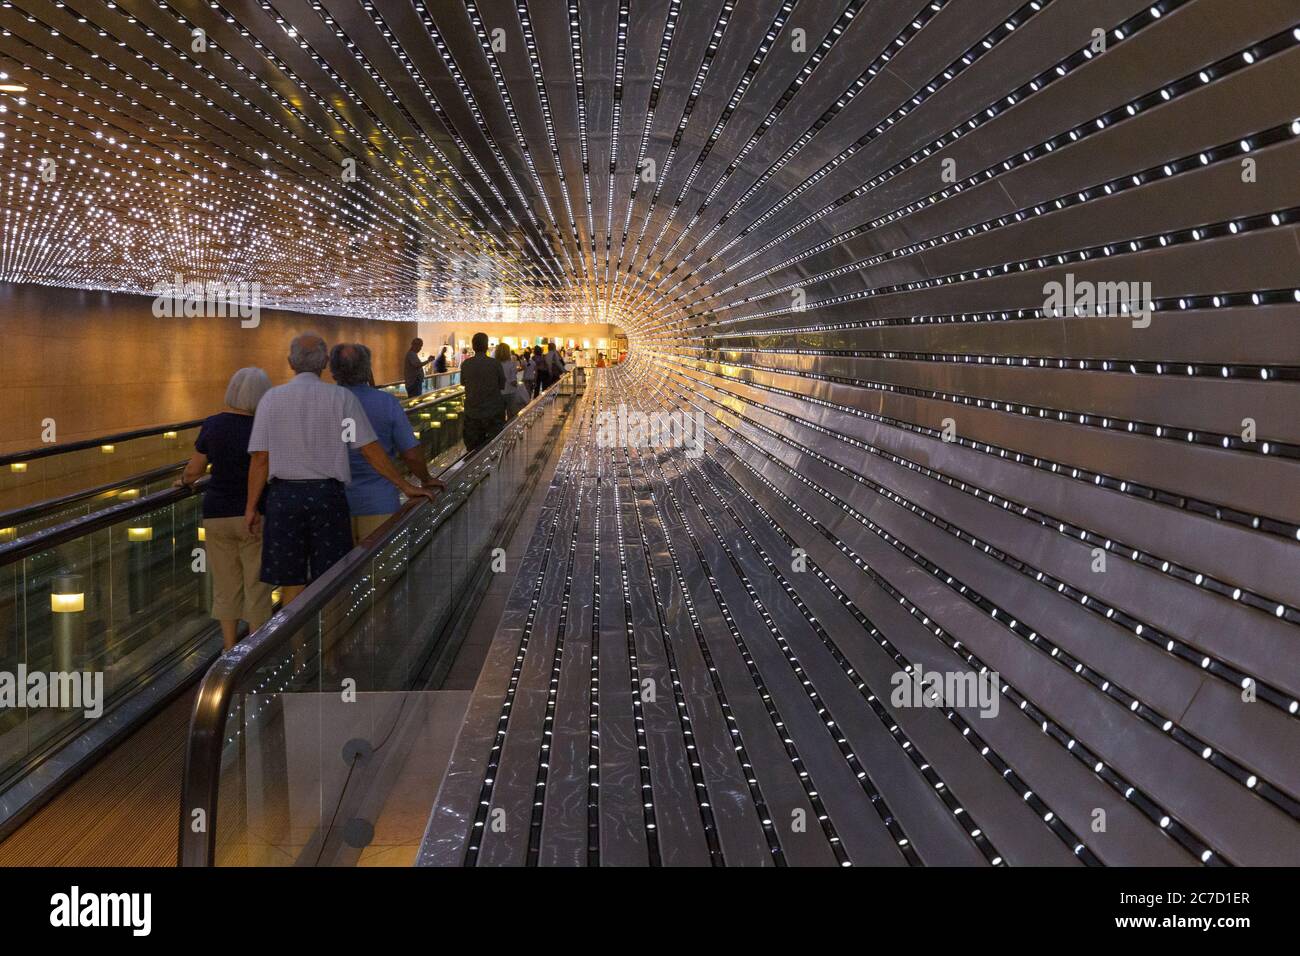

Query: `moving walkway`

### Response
(178, 375, 580, 865)
(0, 378, 466, 848)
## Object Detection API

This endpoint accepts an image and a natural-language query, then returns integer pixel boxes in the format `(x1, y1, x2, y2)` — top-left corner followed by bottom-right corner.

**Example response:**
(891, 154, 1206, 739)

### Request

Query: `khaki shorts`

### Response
(351, 513, 395, 545)
(204, 516, 273, 627)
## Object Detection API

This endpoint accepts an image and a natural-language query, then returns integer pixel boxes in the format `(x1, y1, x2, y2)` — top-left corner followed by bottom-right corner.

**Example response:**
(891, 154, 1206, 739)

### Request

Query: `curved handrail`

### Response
(177, 373, 575, 866)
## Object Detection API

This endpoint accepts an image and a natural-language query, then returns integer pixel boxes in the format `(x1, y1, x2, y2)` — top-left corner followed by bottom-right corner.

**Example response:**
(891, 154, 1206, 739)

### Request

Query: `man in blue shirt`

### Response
(330, 343, 445, 543)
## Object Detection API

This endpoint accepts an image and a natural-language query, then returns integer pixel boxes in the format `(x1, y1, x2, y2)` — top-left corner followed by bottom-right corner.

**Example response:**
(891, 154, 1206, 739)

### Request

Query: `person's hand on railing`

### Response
(421, 476, 448, 494)
(401, 481, 439, 502)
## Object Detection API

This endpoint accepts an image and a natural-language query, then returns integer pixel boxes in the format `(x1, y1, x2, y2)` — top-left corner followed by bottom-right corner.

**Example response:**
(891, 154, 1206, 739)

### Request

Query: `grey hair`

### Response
(289, 332, 328, 374)
(224, 367, 272, 413)
(329, 342, 373, 387)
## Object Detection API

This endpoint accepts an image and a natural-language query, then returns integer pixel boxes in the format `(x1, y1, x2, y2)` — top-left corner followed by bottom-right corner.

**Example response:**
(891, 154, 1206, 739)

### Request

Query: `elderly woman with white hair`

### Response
(178, 366, 274, 649)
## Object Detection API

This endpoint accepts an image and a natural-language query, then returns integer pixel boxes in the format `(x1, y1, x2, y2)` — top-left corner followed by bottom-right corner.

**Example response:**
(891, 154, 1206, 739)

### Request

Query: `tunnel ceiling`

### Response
(0, 0, 1292, 330)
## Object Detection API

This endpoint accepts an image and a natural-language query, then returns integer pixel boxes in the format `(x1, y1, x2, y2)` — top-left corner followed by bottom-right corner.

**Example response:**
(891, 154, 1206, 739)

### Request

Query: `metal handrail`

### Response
(0, 386, 468, 556)
(0, 375, 436, 466)
(177, 373, 576, 866)
(0, 461, 190, 530)
(0, 477, 208, 566)
(0, 420, 205, 467)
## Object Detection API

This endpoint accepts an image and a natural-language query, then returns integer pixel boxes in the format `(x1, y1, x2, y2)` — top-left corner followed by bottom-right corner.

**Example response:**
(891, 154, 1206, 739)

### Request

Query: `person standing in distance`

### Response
(460, 332, 507, 452)
(404, 337, 434, 399)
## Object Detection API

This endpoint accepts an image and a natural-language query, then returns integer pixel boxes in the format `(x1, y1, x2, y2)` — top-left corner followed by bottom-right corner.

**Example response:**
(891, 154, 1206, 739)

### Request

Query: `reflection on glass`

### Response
(0, 491, 212, 788)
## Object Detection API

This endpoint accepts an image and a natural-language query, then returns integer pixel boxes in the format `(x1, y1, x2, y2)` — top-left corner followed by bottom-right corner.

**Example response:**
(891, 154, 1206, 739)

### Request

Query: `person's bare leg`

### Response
(220, 619, 239, 651)
(279, 584, 308, 669)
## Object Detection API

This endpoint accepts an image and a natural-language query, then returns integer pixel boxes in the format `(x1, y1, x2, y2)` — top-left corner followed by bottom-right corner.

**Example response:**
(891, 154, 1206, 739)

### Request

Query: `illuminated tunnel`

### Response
(0, 0, 1298, 870)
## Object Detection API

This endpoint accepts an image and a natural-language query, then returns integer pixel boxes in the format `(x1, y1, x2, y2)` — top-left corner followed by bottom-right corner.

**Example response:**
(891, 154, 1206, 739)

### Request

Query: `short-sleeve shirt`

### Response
(460, 354, 506, 420)
(195, 411, 257, 518)
(248, 373, 378, 483)
(343, 384, 419, 516)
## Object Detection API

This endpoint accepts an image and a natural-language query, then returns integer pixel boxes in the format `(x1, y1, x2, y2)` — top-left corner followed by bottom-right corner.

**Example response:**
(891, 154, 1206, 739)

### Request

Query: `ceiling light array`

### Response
(648, 0, 1181, 323)
(707, 204, 1298, 330)
(672, 11, 1290, 323)
(463, 1, 576, 281)
(636, 0, 798, 274)
(650, 0, 872, 281)
(0, 0, 567, 318)
(704, 114, 1299, 310)
(409, 0, 563, 281)
(602, 0, 629, 293)
(1, 0, 1292, 342)
(514, 0, 583, 283)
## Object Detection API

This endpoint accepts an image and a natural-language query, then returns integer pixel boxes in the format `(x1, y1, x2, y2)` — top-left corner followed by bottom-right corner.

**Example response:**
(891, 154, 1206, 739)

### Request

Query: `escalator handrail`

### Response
(397, 383, 464, 411)
(0, 388, 468, 558)
(0, 477, 209, 566)
(177, 372, 575, 866)
(0, 461, 190, 529)
(0, 376, 433, 466)
(0, 419, 205, 467)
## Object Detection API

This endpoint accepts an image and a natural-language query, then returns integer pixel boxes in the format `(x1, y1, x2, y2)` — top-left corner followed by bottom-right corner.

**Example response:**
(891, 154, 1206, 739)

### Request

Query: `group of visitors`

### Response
(459, 334, 568, 452)
(404, 336, 572, 406)
(179, 333, 444, 650)
(520, 341, 569, 400)
(182, 330, 574, 650)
